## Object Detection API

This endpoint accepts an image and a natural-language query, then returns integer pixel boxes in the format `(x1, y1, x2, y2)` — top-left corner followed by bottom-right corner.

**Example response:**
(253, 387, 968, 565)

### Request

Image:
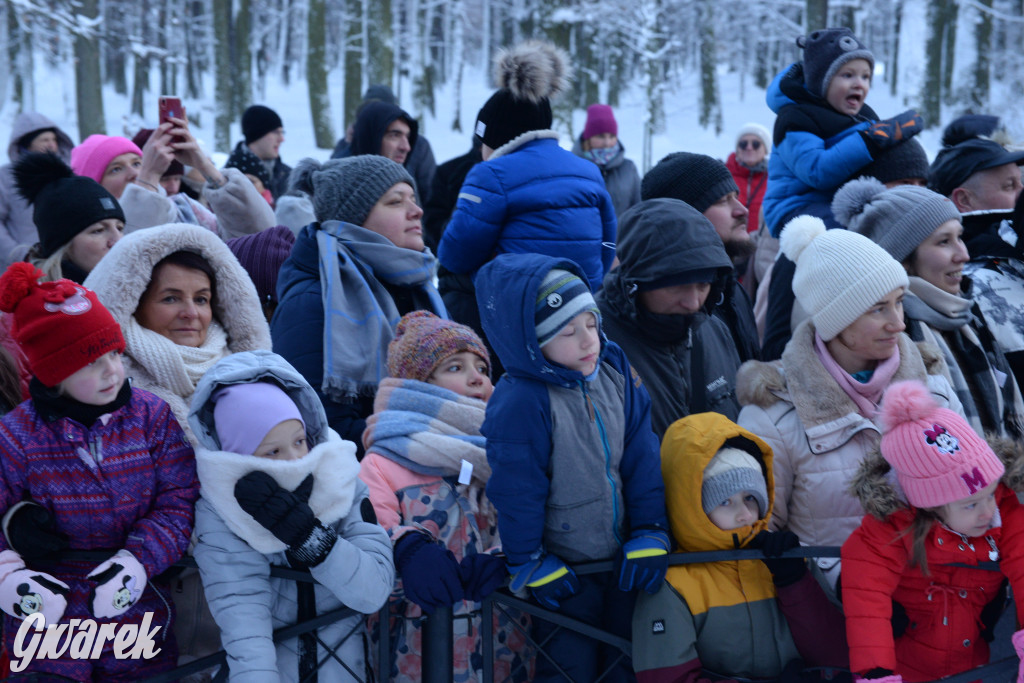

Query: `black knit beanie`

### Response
(242, 105, 284, 145)
(641, 152, 739, 213)
(474, 40, 570, 151)
(858, 138, 929, 186)
(13, 153, 124, 258)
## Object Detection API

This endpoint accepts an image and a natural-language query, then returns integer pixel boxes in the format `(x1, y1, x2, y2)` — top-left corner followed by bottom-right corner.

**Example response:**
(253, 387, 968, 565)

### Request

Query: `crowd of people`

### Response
(0, 26, 1022, 683)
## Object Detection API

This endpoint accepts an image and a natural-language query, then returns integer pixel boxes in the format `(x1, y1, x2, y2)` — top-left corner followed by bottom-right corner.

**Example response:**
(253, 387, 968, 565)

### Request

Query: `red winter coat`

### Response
(726, 153, 767, 233)
(841, 484, 1024, 682)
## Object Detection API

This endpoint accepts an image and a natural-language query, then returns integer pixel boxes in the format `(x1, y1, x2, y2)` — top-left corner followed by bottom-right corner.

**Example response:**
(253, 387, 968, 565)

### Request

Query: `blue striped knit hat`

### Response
(535, 269, 600, 347)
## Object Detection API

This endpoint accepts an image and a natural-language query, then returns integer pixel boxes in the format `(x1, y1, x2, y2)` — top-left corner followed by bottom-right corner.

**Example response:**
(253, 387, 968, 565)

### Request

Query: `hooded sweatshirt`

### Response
(633, 412, 847, 681)
(0, 113, 75, 266)
(475, 253, 667, 566)
(189, 350, 394, 683)
(596, 198, 741, 437)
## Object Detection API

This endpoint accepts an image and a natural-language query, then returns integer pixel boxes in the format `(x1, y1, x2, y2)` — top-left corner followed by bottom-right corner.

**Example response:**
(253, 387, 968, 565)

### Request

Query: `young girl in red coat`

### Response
(842, 379, 1024, 683)
(0, 262, 199, 680)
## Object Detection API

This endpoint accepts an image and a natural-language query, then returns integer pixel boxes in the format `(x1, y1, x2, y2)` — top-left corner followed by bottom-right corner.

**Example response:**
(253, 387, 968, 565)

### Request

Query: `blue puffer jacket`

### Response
(762, 63, 878, 236)
(438, 131, 617, 293)
(475, 253, 667, 566)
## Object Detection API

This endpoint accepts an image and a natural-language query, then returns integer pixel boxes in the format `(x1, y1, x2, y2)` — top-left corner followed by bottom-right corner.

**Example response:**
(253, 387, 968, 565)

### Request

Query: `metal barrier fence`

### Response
(1, 547, 1017, 682)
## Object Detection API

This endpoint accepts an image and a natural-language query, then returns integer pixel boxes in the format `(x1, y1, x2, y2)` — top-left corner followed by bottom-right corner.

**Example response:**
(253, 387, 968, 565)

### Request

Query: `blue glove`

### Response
(617, 528, 670, 593)
(509, 553, 579, 609)
(459, 553, 507, 602)
(393, 532, 463, 613)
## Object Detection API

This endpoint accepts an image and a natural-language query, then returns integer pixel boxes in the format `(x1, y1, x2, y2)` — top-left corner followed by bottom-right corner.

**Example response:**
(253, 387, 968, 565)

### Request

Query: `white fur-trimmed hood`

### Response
(195, 430, 360, 553)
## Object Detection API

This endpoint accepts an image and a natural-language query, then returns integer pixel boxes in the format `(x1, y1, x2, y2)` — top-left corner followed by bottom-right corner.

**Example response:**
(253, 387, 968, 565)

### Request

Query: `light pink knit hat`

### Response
(70, 135, 143, 184)
(879, 380, 1003, 509)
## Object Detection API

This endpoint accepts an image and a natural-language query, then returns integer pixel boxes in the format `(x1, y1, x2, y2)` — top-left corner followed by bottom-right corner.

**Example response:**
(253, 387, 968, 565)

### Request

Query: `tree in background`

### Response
(5, 0, 1024, 154)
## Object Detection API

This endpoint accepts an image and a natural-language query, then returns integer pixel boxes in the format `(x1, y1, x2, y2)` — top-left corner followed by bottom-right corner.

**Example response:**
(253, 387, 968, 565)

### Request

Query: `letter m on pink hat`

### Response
(961, 467, 988, 495)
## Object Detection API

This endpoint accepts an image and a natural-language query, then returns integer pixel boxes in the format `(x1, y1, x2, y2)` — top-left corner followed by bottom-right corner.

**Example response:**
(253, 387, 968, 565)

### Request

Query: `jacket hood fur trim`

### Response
(850, 436, 1024, 520)
(737, 320, 940, 429)
(195, 429, 360, 553)
(488, 129, 560, 160)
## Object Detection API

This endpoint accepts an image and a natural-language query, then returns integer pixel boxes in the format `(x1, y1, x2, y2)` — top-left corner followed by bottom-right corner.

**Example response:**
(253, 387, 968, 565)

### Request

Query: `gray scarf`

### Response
(316, 220, 445, 402)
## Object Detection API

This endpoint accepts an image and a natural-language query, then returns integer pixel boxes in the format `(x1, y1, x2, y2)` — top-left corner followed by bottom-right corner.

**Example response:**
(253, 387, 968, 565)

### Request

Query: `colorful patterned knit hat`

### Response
(534, 268, 600, 348)
(387, 311, 490, 382)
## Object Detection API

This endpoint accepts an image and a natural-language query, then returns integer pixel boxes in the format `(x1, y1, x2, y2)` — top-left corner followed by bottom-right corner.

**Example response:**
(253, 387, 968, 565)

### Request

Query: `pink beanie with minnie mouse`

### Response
(879, 380, 1003, 509)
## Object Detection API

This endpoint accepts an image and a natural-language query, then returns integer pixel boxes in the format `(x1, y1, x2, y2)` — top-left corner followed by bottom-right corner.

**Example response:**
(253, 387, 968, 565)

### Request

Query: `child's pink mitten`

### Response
(87, 549, 146, 619)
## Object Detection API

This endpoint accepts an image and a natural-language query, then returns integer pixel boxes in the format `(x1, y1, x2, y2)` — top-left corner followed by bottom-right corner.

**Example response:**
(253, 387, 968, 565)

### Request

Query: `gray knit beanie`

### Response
(833, 178, 961, 264)
(641, 152, 739, 213)
(701, 447, 768, 518)
(799, 28, 875, 99)
(780, 214, 909, 341)
(288, 156, 415, 226)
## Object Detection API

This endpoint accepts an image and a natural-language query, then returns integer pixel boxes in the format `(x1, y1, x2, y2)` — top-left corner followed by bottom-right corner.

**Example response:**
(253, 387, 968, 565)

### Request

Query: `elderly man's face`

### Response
(954, 163, 1023, 212)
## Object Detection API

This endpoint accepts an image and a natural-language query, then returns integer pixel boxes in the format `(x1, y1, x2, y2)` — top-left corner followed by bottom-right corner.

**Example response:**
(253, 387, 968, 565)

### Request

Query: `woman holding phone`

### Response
(71, 105, 274, 240)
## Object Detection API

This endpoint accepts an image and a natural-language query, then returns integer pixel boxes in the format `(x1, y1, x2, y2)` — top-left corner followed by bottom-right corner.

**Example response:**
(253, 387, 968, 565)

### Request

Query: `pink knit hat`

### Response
(71, 135, 143, 184)
(582, 104, 617, 141)
(879, 380, 1004, 509)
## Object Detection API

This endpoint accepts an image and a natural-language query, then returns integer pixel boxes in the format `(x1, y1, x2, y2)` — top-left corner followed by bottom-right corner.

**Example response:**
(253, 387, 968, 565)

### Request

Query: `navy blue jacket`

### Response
(762, 63, 877, 236)
(438, 132, 617, 293)
(476, 253, 667, 565)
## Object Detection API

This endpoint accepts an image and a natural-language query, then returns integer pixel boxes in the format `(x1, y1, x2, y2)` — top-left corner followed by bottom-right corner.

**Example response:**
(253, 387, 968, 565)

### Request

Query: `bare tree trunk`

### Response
(921, 0, 944, 126)
(234, 0, 253, 116)
(698, 0, 722, 135)
(76, 0, 106, 137)
(367, 0, 393, 88)
(307, 0, 334, 147)
(970, 0, 992, 110)
(213, 0, 233, 150)
(805, 0, 827, 32)
(343, 0, 363, 130)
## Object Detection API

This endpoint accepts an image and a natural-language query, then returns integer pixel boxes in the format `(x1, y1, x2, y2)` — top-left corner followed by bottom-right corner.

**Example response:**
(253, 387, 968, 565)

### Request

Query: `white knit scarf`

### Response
(124, 316, 229, 403)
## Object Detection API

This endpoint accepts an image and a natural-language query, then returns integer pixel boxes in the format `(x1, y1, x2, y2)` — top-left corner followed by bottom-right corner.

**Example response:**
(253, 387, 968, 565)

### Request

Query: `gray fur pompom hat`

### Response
(833, 177, 961, 263)
(288, 156, 415, 227)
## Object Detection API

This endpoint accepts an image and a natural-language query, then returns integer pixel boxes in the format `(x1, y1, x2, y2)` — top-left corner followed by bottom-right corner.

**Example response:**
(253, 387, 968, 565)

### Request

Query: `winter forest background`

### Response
(2, 0, 1024, 174)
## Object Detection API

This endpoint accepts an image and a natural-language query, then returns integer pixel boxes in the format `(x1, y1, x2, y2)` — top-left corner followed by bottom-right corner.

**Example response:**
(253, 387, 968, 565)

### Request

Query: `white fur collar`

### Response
(195, 429, 360, 553)
(489, 129, 561, 160)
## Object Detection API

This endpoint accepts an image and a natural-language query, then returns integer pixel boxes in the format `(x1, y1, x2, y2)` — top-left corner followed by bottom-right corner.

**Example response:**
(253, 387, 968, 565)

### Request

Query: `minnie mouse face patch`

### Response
(42, 287, 92, 316)
(924, 424, 960, 455)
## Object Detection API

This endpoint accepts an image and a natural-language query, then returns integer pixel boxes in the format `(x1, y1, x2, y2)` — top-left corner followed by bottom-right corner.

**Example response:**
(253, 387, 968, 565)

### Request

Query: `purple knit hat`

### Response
(387, 311, 489, 382)
(71, 135, 143, 184)
(582, 104, 617, 140)
(226, 226, 296, 305)
(213, 382, 305, 455)
(880, 380, 1003, 509)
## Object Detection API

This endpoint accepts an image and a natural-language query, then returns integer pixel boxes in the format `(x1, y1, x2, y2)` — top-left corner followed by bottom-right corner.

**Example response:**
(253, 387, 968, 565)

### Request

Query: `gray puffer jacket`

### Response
(189, 350, 394, 683)
(572, 137, 641, 218)
(0, 112, 75, 265)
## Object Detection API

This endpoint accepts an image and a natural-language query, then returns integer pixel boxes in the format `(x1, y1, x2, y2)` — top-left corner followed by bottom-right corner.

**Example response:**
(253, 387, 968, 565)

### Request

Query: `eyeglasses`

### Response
(738, 139, 762, 151)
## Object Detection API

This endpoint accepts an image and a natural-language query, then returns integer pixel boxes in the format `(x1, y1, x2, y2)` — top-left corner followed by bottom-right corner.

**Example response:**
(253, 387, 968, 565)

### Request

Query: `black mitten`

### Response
(234, 472, 336, 566)
(750, 530, 806, 587)
(3, 502, 69, 561)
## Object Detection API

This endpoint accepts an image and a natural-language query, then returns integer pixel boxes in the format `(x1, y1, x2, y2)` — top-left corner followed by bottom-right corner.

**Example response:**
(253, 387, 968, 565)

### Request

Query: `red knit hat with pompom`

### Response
(0, 263, 124, 387)
(879, 380, 1003, 509)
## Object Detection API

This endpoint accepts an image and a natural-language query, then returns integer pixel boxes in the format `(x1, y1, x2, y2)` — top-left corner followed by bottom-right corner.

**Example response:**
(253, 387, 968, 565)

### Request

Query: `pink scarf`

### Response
(813, 332, 901, 419)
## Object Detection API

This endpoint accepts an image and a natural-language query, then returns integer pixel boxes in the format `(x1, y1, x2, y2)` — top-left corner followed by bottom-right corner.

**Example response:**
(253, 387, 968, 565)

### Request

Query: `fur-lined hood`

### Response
(737, 319, 944, 429)
(850, 436, 1024, 521)
(84, 223, 271, 352)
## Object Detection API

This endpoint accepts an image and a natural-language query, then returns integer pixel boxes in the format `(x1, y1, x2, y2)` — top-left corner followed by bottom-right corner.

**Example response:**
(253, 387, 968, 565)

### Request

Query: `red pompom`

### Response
(880, 380, 937, 431)
(0, 263, 44, 314)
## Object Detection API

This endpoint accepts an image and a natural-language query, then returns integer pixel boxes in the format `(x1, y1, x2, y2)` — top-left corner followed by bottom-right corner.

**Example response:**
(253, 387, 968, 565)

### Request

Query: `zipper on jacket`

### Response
(90, 435, 104, 464)
(581, 381, 622, 546)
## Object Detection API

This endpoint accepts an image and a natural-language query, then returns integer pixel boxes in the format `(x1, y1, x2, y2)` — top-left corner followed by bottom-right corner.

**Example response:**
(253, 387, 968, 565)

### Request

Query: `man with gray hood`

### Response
(0, 112, 75, 266)
(597, 198, 742, 437)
